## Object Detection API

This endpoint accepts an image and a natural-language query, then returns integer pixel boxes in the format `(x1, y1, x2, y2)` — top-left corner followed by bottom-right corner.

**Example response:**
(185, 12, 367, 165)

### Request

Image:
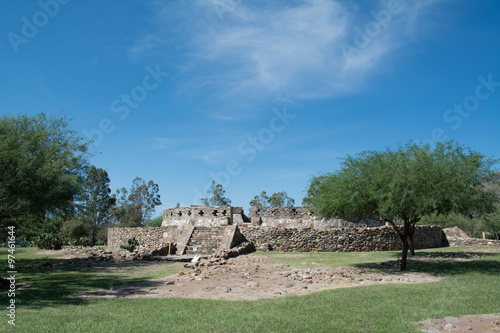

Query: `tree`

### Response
(482, 209, 500, 240)
(250, 191, 270, 207)
(201, 181, 231, 206)
(146, 215, 163, 227)
(305, 141, 497, 271)
(269, 191, 295, 207)
(0, 113, 90, 233)
(78, 166, 115, 245)
(111, 177, 162, 227)
(250, 191, 295, 207)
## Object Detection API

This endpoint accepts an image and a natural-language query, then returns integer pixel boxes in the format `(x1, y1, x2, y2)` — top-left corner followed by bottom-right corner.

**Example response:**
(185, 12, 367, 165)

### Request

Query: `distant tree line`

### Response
(0, 113, 162, 248)
(2, 113, 499, 273)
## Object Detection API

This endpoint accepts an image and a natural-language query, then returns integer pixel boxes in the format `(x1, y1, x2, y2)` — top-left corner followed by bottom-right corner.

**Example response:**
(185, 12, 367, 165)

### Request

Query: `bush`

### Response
(35, 233, 63, 250)
(419, 212, 485, 238)
(95, 226, 109, 245)
(77, 236, 92, 247)
(146, 215, 163, 227)
(60, 218, 88, 240)
(120, 238, 139, 253)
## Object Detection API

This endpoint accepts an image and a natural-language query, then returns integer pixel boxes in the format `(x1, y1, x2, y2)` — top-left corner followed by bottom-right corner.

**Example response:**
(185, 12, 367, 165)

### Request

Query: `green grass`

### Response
(1, 246, 499, 332)
(258, 249, 402, 268)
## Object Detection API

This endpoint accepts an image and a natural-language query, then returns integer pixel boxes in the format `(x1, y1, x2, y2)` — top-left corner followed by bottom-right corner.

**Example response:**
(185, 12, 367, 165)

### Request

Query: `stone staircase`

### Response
(185, 227, 225, 255)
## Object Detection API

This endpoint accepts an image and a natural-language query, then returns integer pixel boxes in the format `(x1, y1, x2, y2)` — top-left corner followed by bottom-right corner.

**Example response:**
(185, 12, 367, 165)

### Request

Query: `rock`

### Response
(246, 281, 259, 288)
(444, 316, 460, 324)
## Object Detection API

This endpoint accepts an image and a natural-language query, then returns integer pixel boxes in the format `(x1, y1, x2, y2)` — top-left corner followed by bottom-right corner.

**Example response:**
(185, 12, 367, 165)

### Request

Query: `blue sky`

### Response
(1, 0, 499, 216)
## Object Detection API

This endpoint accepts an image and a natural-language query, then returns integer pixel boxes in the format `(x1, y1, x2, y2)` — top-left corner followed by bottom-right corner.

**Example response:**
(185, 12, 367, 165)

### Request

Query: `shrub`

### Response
(35, 233, 63, 250)
(146, 215, 163, 227)
(77, 236, 92, 247)
(120, 238, 139, 253)
(59, 218, 88, 240)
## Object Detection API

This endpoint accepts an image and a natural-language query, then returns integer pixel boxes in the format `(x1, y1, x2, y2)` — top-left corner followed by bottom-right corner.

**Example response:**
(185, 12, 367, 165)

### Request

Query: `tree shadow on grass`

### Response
(353, 250, 500, 277)
(0, 259, 178, 309)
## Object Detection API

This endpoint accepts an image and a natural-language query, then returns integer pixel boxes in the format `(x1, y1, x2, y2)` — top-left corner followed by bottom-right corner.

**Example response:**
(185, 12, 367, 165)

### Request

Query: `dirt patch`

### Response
(71, 254, 441, 301)
(35, 249, 74, 259)
(420, 314, 500, 332)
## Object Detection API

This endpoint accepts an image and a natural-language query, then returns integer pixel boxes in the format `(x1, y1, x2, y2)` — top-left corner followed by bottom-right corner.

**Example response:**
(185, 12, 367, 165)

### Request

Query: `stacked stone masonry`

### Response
(239, 225, 445, 252)
(108, 224, 446, 255)
(185, 227, 225, 254)
(107, 206, 446, 255)
(107, 226, 181, 253)
(250, 206, 385, 229)
(162, 206, 250, 227)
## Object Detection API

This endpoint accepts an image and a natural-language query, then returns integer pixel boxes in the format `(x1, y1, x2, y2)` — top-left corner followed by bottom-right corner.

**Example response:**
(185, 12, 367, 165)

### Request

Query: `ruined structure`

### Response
(161, 205, 385, 230)
(162, 206, 250, 227)
(108, 206, 446, 255)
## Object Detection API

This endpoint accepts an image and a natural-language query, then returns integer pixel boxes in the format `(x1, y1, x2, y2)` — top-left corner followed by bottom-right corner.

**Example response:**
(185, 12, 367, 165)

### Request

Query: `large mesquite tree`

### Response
(305, 141, 497, 271)
(0, 113, 90, 232)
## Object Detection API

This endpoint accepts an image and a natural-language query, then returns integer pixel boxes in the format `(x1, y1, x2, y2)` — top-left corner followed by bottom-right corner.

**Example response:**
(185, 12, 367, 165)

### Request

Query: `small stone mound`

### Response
(443, 226, 500, 247)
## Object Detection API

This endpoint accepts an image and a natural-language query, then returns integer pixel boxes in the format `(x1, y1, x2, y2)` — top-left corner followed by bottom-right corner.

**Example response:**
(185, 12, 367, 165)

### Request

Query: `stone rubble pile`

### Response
(443, 226, 500, 247)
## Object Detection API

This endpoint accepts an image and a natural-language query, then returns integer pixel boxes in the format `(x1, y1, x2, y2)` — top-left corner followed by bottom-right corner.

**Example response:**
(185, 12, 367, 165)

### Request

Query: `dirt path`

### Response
(72, 254, 441, 301)
(420, 314, 500, 332)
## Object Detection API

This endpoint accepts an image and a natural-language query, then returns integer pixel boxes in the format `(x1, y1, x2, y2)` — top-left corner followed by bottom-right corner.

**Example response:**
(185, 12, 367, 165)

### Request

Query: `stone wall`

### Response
(250, 206, 385, 230)
(162, 206, 250, 227)
(239, 225, 445, 252)
(107, 226, 181, 253)
(108, 224, 446, 255)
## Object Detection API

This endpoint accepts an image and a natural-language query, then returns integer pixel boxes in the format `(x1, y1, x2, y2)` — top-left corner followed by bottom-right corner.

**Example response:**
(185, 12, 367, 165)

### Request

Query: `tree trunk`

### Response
(400, 222, 411, 271)
(408, 225, 415, 256)
(400, 237, 409, 271)
(385, 218, 410, 271)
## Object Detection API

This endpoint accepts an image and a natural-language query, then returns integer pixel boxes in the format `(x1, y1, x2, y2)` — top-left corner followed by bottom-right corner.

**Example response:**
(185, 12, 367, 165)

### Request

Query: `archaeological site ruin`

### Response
(108, 205, 447, 256)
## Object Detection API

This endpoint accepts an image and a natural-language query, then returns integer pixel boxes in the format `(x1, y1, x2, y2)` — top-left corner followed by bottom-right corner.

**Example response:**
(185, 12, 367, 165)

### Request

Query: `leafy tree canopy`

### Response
(250, 191, 295, 207)
(0, 112, 90, 232)
(305, 140, 498, 270)
(201, 181, 231, 206)
(250, 191, 270, 207)
(111, 177, 162, 227)
(77, 166, 115, 244)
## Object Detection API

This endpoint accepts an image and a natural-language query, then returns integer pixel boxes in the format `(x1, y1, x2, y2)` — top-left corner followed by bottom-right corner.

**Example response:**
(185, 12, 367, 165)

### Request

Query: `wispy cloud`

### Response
(130, 0, 441, 101)
(153, 137, 190, 150)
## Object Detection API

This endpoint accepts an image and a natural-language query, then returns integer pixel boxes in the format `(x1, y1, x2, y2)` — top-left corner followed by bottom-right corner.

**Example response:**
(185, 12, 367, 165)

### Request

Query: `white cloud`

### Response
(153, 137, 188, 150)
(131, 0, 441, 101)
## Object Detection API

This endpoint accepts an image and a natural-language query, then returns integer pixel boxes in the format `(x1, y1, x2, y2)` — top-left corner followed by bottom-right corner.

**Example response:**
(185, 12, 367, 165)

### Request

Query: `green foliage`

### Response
(34, 233, 63, 250)
(77, 236, 92, 247)
(120, 237, 139, 253)
(250, 191, 270, 207)
(111, 177, 162, 227)
(59, 218, 88, 240)
(0, 112, 90, 231)
(269, 191, 295, 207)
(201, 181, 231, 206)
(146, 215, 163, 227)
(18, 215, 63, 241)
(95, 226, 109, 245)
(78, 166, 115, 245)
(250, 191, 295, 207)
(2, 247, 500, 332)
(481, 210, 500, 240)
(306, 140, 498, 270)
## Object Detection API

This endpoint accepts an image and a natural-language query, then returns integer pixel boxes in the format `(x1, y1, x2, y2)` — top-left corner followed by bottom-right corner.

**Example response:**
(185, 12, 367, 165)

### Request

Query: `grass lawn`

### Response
(1, 246, 499, 332)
